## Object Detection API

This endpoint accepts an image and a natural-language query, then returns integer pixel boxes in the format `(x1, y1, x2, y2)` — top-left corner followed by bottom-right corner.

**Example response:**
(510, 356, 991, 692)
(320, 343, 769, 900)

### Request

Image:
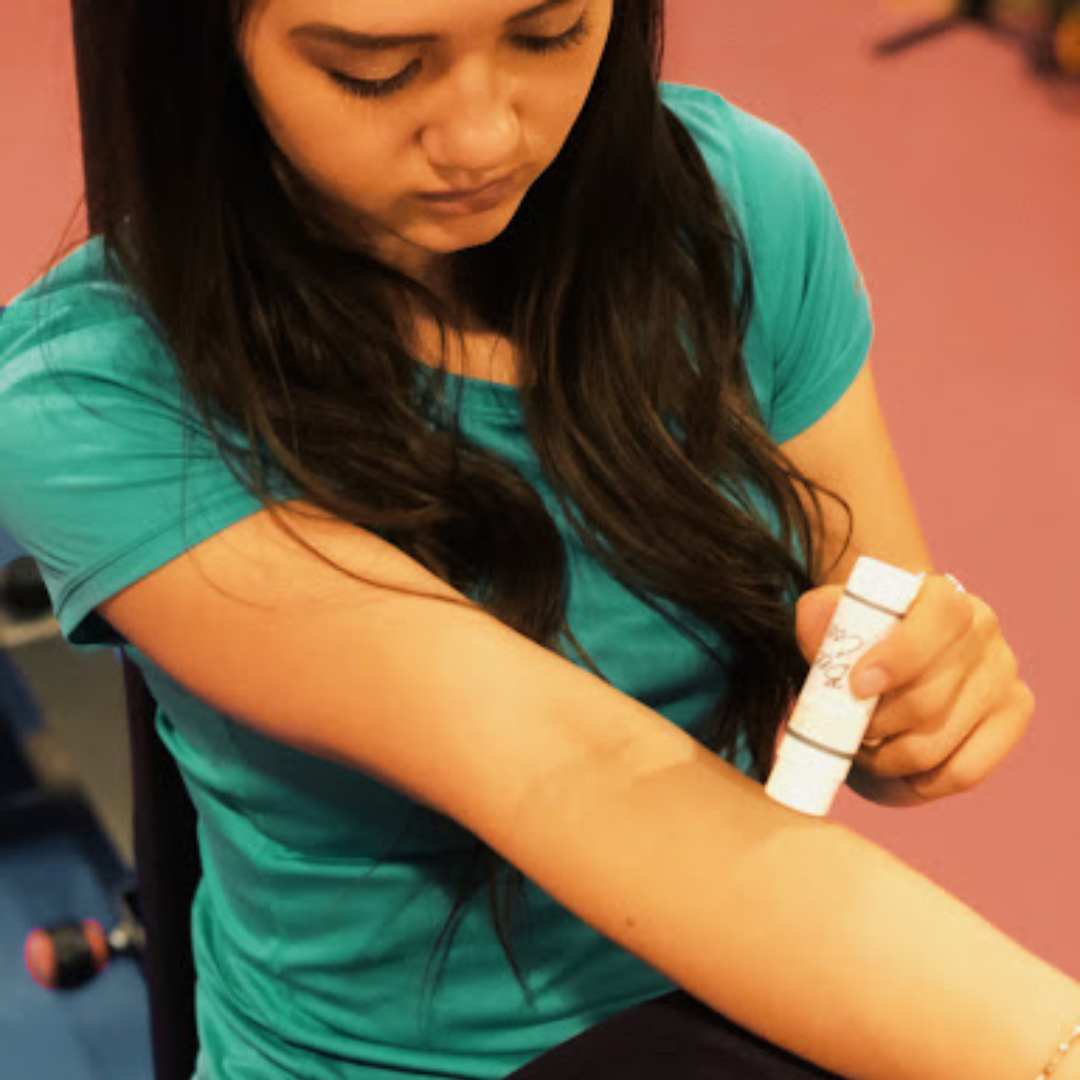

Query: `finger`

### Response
(901, 682, 1035, 801)
(794, 585, 844, 665)
(858, 625, 982, 747)
(849, 575, 975, 700)
(858, 635, 1024, 779)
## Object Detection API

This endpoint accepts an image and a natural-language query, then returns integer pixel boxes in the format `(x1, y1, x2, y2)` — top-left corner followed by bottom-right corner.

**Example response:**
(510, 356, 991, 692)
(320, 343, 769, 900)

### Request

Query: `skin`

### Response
(235, 0, 614, 308)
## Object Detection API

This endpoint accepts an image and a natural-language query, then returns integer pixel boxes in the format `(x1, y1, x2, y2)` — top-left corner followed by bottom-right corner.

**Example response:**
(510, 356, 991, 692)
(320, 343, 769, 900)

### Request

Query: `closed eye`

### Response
(329, 14, 591, 101)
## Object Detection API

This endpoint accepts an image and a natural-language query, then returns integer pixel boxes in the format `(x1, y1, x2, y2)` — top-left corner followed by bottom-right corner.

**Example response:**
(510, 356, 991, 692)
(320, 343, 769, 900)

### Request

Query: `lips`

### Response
(421, 173, 515, 200)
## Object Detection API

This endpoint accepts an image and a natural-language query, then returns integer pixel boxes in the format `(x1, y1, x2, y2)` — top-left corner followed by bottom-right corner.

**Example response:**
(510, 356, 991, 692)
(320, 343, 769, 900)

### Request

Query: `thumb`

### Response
(794, 584, 844, 665)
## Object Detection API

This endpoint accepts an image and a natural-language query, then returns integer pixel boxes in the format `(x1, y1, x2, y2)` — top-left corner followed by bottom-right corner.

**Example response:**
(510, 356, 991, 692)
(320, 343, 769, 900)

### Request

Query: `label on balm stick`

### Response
(787, 602, 900, 757)
(764, 557, 925, 817)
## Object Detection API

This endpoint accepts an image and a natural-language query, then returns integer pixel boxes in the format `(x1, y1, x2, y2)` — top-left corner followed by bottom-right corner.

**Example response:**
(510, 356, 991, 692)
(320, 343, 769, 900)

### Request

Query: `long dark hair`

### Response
(66, 0, 849, 1008)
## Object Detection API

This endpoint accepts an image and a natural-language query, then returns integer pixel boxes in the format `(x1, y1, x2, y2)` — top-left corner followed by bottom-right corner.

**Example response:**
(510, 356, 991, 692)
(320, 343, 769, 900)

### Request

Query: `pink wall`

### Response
(1, 0, 84, 305)
(3, 0, 1078, 985)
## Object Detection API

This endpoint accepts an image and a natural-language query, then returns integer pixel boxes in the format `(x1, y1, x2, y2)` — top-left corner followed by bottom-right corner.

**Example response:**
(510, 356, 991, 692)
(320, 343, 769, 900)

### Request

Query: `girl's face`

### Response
(237, 0, 614, 292)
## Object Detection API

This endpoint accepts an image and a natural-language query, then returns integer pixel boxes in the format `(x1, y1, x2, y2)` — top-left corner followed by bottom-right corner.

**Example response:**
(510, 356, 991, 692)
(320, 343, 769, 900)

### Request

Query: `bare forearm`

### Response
(712, 805, 1080, 1079)
(498, 719, 1080, 1080)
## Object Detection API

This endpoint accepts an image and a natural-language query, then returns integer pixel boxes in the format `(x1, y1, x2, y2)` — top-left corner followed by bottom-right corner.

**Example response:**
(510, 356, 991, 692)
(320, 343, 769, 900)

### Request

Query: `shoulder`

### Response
(2, 236, 163, 359)
(0, 238, 269, 650)
(658, 83, 873, 443)
(657, 81, 833, 322)
(1, 237, 179, 409)
(659, 81, 822, 224)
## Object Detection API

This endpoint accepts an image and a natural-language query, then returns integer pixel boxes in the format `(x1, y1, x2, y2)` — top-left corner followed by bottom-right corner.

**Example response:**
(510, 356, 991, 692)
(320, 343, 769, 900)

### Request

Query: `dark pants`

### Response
(503, 991, 845, 1079)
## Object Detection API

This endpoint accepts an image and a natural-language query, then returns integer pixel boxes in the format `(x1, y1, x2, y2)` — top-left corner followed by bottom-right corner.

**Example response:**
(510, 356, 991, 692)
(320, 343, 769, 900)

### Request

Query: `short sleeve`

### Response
(659, 84, 874, 445)
(743, 122, 874, 443)
(0, 277, 301, 650)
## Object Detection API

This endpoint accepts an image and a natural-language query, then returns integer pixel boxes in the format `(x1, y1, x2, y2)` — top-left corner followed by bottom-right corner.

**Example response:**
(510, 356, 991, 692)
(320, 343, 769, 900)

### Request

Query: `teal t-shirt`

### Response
(0, 83, 873, 1079)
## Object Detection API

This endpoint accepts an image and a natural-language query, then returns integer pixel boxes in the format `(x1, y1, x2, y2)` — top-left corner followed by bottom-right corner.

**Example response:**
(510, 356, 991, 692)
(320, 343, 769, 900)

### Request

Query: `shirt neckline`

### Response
(413, 363, 524, 419)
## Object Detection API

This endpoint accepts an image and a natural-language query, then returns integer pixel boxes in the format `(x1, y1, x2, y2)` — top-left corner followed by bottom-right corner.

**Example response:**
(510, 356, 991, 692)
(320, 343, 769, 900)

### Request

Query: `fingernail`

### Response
(851, 666, 889, 699)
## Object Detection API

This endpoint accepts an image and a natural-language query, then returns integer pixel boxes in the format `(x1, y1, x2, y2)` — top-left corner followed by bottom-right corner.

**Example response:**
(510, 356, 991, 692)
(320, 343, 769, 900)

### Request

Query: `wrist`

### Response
(1036, 1017, 1080, 1078)
(1030, 990, 1080, 1079)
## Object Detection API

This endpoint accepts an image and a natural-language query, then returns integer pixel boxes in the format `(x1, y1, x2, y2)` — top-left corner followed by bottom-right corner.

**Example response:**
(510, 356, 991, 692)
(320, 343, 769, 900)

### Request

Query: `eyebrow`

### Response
(291, 0, 576, 52)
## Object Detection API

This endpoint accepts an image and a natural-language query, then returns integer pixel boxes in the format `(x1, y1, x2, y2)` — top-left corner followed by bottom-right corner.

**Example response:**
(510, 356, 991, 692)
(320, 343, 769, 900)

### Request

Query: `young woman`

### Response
(1, 1, 1077, 1078)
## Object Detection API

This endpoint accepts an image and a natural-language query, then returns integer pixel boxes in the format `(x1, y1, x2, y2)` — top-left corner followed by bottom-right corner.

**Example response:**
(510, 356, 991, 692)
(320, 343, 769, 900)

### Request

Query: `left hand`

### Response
(792, 574, 1036, 805)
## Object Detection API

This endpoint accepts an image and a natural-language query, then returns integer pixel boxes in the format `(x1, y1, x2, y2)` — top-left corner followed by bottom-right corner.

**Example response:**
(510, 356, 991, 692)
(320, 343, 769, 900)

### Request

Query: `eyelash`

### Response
(328, 15, 590, 100)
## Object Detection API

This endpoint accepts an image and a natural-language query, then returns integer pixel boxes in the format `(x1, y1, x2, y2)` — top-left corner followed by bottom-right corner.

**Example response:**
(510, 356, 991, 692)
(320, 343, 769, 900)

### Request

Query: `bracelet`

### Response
(1037, 1021, 1080, 1078)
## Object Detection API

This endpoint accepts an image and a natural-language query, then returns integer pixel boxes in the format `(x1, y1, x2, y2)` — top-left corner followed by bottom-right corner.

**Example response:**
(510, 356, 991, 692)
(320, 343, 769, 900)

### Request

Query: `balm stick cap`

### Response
(765, 735, 852, 817)
(847, 556, 925, 616)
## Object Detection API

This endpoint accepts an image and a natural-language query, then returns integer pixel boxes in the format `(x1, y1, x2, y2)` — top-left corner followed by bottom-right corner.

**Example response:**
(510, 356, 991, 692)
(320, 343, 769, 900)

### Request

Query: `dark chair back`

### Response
(121, 653, 201, 1080)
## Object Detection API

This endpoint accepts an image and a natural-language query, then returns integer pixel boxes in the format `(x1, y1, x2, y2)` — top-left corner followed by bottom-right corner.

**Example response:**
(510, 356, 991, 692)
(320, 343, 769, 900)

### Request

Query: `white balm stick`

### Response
(764, 556, 926, 817)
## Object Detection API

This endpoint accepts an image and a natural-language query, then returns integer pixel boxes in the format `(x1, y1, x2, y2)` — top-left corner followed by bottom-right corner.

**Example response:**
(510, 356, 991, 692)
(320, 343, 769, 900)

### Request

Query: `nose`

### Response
(424, 57, 520, 186)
